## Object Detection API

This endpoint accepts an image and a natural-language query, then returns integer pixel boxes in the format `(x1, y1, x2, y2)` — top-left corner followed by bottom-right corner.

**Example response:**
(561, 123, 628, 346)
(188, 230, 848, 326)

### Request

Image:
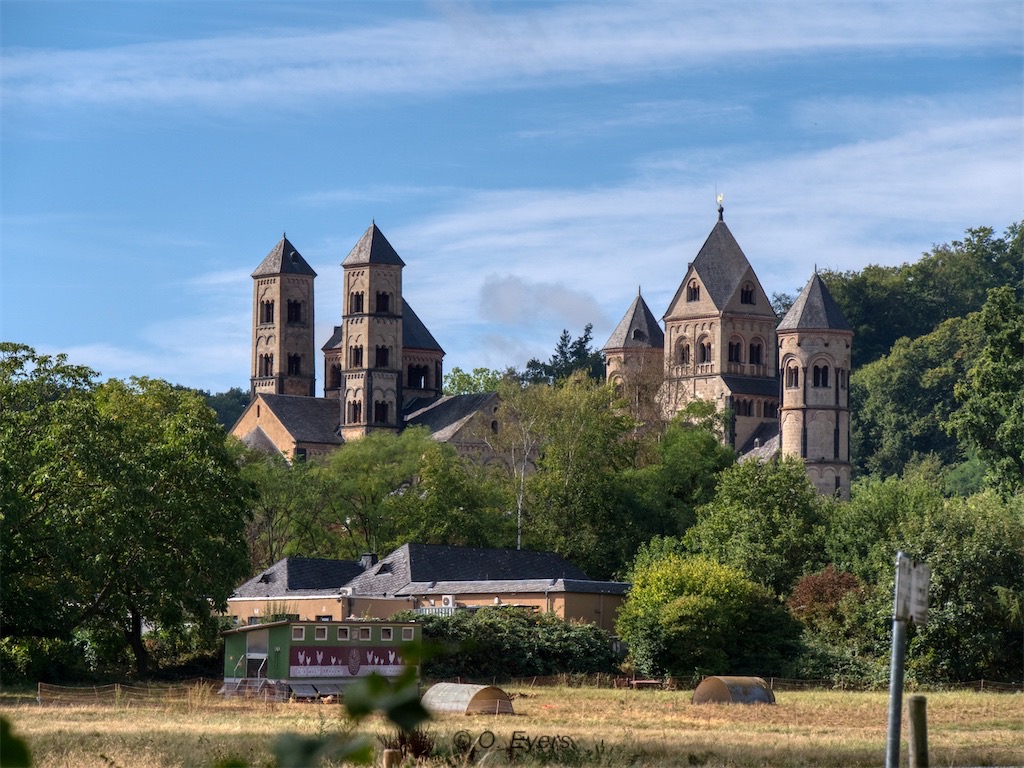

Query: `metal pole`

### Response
(885, 616, 907, 768)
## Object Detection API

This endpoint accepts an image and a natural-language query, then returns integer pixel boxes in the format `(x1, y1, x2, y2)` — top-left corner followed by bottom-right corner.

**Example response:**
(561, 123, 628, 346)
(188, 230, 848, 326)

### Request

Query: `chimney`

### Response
(360, 553, 378, 570)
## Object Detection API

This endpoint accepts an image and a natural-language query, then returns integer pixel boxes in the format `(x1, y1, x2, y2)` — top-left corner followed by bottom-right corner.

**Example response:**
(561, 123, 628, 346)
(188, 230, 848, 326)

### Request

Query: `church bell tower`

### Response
(250, 235, 317, 398)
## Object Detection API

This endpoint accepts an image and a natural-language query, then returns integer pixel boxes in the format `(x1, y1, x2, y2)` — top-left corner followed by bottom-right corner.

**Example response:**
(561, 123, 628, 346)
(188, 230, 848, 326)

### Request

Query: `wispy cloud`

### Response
(3, 3, 1018, 110)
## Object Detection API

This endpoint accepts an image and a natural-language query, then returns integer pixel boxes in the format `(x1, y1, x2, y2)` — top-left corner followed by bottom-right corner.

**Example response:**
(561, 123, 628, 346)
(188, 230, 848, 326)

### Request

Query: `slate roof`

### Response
(404, 393, 498, 443)
(252, 236, 317, 278)
(342, 543, 592, 597)
(777, 273, 852, 332)
(402, 578, 629, 596)
(403, 302, 444, 352)
(253, 394, 342, 446)
(736, 421, 781, 459)
(239, 425, 280, 455)
(321, 325, 343, 352)
(232, 557, 365, 599)
(721, 374, 780, 398)
(342, 223, 405, 267)
(603, 290, 665, 350)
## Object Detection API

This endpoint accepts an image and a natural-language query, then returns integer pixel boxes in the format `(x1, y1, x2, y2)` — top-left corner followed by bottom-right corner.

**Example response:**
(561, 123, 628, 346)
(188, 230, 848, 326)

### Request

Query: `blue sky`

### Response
(2, 2, 1021, 394)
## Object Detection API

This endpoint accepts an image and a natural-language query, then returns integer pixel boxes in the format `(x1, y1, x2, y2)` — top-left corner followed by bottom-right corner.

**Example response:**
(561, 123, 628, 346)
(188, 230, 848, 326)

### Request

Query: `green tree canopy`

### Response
(946, 285, 1024, 496)
(1, 345, 252, 676)
(616, 552, 801, 678)
(523, 323, 605, 384)
(684, 456, 827, 596)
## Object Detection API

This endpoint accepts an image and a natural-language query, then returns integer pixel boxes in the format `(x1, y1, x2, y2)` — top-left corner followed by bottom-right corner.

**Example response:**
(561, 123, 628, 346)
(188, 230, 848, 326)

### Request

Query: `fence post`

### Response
(908, 695, 928, 768)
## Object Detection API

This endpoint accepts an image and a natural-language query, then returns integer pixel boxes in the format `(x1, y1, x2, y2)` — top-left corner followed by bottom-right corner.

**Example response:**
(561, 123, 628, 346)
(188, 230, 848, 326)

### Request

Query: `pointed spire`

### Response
(717, 192, 724, 222)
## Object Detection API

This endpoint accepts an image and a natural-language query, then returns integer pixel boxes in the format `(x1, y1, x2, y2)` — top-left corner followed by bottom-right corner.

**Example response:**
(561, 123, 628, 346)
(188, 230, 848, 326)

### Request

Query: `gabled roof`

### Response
(252, 236, 317, 278)
(403, 302, 444, 353)
(238, 425, 280, 455)
(777, 272, 852, 332)
(404, 393, 498, 443)
(603, 290, 665, 351)
(232, 557, 365, 599)
(342, 222, 405, 267)
(321, 325, 344, 352)
(342, 543, 592, 597)
(737, 421, 781, 460)
(250, 394, 342, 446)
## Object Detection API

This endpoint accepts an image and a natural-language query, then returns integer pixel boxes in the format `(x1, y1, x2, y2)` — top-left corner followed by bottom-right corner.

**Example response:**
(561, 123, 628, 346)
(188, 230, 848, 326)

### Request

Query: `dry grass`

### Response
(2, 685, 1022, 767)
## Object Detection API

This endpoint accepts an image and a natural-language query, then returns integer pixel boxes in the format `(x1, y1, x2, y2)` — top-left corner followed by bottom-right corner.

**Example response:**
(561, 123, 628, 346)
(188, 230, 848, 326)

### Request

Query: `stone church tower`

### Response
(659, 204, 779, 450)
(250, 235, 317, 398)
(777, 272, 853, 499)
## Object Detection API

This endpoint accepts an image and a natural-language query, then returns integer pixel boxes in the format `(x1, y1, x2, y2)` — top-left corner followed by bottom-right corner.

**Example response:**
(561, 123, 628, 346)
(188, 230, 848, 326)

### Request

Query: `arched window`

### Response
(728, 339, 743, 363)
(765, 401, 778, 419)
(373, 401, 389, 424)
(408, 364, 428, 389)
(260, 300, 275, 324)
(348, 400, 362, 423)
(286, 300, 303, 324)
(813, 365, 830, 387)
(349, 346, 363, 368)
(786, 365, 800, 388)
(749, 342, 763, 366)
(375, 292, 390, 313)
(678, 340, 691, 366)
(350, 292, 364, 313)
(375, 346, 389, 368)
(687, 280, 700, 302)
(287, 354, 301, 375)
(698, 340, 712, 364)
(631, 329, 647, 342)
(740, 282, 755, 305)
(259, 353, 274, 377)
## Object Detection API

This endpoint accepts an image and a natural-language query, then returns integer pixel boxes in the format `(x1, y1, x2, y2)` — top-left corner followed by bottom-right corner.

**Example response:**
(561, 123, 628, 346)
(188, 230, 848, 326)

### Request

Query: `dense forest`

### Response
(2, 223, 1021, 685)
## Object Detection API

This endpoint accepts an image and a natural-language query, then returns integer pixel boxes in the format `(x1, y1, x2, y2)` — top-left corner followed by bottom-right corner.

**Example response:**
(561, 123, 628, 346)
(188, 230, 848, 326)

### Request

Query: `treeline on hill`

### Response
(1, 224, 1021, 686)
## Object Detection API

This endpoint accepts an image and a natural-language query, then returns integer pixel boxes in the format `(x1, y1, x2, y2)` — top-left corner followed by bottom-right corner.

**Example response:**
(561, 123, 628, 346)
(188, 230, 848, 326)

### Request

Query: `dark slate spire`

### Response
(342, 222, 406, 267)
(403, 301, 445, 353)
(682, 218, 753, 308)
(252, 236, 317, 277)
(777, 272, 852, 332)
(603, 289, 665, 350)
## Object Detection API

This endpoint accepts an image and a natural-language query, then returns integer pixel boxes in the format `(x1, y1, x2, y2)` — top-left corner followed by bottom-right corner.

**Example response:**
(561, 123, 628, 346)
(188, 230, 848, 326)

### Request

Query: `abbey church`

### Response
(231, 205, 852, 498)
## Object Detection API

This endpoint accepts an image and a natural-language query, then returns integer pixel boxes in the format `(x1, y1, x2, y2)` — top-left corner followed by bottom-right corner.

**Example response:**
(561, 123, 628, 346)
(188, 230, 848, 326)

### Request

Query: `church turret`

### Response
(604, 288, 664, 421)
(777, 271, 853, 499)
(250, 235, 316, 398)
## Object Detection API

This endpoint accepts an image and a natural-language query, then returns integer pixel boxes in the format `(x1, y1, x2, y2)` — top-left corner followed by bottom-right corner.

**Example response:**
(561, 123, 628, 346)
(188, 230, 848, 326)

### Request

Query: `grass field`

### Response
(2, 684, 1022, 767)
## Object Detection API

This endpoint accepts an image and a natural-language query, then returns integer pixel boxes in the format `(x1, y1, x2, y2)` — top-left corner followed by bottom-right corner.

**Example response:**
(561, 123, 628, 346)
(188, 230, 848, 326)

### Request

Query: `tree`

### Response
(684, 456, 827, 596)
(523, 324, 605, 384)
(616, 552, 801, 678)
(946, 285, 1024, 496)
(443, 366, 509, 395)
(203, 386, 250, 429)
(314, 427, 434, 558)
(0, 346, 252, 676)
(850, 315, 976, 479)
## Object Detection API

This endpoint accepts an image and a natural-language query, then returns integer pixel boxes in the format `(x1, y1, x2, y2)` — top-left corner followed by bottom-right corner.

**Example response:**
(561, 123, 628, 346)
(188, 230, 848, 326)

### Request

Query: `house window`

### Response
(337, 627, 350, 641)
(374, 401, 389, 424)
(260, 300, 275, 324)
(376, 292, 390, 313)
(740, 283, 755, 305)
(359, 627, 372, 641)
(287, 300, 303, 324)
(813, 365, 830, 387)
(292, 626, 305, 641)
(728, 340, 742, 363)
(375, 346, 389, 368)
(294, 448, 307, 462)
(402, 627, 415, 641)
(350, 292, 364, 313)
(316, 615, 332, 622)
(287, 354, 301, 375)
(687, 280, 700, 302)
(381, 627, 393, 641)
(786, 365, 800, 388)
(248, 616, 260, 626)
(315, 626, 328, 641)
(749, 342, 763, 366)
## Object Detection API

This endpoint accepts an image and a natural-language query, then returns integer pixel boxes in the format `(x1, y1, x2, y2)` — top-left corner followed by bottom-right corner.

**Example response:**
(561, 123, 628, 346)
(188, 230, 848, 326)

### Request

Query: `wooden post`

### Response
(908, 695, 928, 768)
(382, 747, 402, 767)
